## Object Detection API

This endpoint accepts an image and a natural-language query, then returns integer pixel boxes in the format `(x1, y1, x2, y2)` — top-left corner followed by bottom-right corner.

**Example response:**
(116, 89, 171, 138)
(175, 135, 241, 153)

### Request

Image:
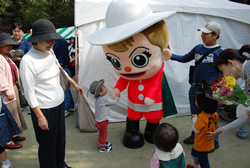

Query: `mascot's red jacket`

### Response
(115, 63, 164, 123)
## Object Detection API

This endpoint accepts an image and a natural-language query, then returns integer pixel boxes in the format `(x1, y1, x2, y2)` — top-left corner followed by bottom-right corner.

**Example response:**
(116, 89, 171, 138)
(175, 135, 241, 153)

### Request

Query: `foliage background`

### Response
(0, 0, 74, 33)
(0, 0, 248, 34)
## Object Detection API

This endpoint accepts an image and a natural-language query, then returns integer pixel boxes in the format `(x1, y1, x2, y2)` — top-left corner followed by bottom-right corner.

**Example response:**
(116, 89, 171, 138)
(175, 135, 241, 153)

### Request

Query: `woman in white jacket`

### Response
(207, 44, 250, 140)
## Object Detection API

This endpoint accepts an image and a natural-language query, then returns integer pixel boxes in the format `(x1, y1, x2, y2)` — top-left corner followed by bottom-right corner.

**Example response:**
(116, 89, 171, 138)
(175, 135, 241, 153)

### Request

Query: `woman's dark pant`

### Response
(31, 103, 65, 168)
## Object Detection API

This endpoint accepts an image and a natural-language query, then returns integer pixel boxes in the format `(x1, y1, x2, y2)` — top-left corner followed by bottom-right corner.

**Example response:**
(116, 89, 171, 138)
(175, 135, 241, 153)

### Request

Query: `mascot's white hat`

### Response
(87, 0, 175, 45)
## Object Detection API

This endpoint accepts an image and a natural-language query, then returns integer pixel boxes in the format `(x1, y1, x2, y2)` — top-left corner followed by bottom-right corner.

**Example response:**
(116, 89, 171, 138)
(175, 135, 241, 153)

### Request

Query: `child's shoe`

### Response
(1, 161, 12, 168)
(186, 164, 194, 168)
(106, 141, 112, 147)
(105, 145, 112, 152)
(99, 145, 112, 153)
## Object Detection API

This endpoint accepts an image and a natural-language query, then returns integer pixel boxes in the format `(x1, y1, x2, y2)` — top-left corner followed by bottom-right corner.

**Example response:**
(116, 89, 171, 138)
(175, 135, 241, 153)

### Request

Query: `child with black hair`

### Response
(89, 79, 119, 153)
(150, 123, 186, 168)
(187, 86, 219, 168)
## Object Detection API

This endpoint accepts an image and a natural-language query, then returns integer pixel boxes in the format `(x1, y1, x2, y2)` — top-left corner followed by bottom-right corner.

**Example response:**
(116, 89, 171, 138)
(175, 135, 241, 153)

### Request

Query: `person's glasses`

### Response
(13, 29, 22, 33)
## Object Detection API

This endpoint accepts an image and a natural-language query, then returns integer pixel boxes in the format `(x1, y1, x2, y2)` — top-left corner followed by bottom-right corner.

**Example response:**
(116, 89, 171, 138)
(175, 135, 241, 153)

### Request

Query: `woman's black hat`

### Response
(28, 19, 62, 43)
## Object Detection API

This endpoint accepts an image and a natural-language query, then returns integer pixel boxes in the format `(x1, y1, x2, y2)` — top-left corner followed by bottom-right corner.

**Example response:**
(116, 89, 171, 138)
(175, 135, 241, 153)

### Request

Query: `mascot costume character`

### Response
(88, 0, 177, 149)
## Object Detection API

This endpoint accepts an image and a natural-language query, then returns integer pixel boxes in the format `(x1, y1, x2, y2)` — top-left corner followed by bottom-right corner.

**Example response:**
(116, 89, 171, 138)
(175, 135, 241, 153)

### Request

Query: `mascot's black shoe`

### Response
(123, 118, 144, 149)
(144, 122, 159, 144)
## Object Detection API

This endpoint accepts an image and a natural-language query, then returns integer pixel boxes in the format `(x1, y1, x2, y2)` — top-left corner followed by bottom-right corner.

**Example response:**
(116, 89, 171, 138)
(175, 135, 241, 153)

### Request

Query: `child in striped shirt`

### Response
(89, 79, 119, 153)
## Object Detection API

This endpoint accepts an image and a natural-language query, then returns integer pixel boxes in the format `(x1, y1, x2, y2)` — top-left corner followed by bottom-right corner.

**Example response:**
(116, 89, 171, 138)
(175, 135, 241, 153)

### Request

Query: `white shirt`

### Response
(221, 60, 250, 133)
(20, 47, 64, 109)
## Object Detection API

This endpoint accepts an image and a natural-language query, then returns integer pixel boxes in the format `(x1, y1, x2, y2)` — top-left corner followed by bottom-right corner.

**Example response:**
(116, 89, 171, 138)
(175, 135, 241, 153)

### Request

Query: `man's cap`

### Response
(197, 22, 221, 34)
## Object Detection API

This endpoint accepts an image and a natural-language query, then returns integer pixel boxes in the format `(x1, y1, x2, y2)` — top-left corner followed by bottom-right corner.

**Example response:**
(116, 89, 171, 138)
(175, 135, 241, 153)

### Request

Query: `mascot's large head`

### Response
(88, 0, 175, 80)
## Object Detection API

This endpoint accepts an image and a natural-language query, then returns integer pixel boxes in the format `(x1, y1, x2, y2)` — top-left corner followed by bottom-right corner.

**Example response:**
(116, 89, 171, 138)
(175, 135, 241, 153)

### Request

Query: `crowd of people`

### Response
(0, 18, 249, 168)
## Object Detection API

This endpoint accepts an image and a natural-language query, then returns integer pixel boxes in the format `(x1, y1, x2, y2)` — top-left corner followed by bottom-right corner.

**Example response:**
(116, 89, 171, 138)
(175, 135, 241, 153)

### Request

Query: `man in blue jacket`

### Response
(11, 22, 32, 68)
(170, 22, 223, 149)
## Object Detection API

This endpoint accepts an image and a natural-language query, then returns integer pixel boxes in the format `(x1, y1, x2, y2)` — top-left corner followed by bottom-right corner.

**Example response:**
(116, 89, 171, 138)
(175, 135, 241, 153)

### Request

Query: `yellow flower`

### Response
(223, 76, 236, 91)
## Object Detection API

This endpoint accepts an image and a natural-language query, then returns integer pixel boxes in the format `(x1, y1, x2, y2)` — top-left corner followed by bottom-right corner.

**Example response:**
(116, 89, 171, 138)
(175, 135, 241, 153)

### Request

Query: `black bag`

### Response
(13, 71, 28, 108)
(189, 65, 196, 85)
(18, 88, 29, 108)
(188, 46, 221, 85)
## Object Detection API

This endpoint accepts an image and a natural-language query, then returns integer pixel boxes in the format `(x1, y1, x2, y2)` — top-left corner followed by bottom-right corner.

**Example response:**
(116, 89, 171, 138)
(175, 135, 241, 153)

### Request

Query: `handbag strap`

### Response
(13, 70, 18, 82)
(13, 71, 21, 91)
(50, 50, 63, 69)
(50, 50, 69, 80)
(195, 46, 221, 66)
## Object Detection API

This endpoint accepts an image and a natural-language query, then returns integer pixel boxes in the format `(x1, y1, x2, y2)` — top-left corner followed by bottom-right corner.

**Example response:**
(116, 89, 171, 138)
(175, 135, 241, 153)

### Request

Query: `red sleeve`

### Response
(114, 77, 129, 92)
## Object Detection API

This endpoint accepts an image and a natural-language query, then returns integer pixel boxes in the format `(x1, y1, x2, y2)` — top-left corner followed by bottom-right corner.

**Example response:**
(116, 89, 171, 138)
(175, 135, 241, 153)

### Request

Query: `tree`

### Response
(0, 0, 74, 33)
(0, 0, 11, 32)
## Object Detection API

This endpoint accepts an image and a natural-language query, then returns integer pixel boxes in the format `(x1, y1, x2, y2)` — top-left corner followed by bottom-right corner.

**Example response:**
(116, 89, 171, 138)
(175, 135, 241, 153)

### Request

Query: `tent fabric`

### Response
(75, 0, 250, 122)
(23, 26, 75, 40)
(75, 0, 250, 27)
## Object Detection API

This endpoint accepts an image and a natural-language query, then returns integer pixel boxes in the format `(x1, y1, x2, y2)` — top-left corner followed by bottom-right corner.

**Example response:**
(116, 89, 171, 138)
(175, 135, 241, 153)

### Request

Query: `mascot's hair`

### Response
(107, 20, 169, 52)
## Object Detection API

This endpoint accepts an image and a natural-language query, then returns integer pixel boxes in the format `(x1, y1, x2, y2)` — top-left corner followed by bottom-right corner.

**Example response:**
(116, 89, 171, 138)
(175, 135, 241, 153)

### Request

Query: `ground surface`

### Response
(4, 109, 250, 168)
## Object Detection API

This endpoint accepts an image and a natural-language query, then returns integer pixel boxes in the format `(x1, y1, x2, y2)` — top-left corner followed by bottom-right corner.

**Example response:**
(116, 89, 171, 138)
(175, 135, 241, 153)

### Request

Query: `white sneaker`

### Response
(105, 145, 112, 152)
(69, 108, 75, 112)
(1, 162, 12, 168)
(106, 141, 112, 147)
(65, 110, 70, 118)
(98, 145, 112, 153)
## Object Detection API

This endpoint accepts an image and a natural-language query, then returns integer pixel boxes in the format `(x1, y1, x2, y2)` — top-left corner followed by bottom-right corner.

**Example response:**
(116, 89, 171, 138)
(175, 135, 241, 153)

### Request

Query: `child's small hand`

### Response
(191, 114, 197, 120)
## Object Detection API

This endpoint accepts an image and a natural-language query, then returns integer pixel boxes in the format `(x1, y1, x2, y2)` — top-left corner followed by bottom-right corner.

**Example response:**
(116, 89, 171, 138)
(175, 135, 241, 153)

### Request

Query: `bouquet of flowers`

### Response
(206, 76, 250, 107)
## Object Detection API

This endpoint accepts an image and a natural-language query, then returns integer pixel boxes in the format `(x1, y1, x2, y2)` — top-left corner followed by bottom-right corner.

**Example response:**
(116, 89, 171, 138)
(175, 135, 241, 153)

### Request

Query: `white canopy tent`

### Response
(75, 0, 250, 122)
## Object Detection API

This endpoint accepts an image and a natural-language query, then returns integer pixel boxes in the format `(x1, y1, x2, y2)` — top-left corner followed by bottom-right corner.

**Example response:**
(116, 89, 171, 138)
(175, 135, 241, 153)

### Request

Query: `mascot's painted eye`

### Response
(110, 57, 122, 70)
(106, 55, 122, 70)
(131, 51, 151, 68)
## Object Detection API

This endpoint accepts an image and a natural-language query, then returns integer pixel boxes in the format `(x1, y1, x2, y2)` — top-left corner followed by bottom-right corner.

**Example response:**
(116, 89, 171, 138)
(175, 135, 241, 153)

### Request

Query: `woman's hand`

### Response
(10, 57, 21, 62)
(7, 94, 15, 101)
(38, 116, 49, 131)
(32, 107, 49, 130)
(67, 75, 84, 96)
(74, 84, 84, 96)
(207, 128, 222, 140)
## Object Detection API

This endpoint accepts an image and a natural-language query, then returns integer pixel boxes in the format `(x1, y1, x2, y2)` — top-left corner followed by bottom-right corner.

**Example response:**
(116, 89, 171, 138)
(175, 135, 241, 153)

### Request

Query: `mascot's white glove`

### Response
(144, 97, 155, 106)
(236, 104, 250, 118)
